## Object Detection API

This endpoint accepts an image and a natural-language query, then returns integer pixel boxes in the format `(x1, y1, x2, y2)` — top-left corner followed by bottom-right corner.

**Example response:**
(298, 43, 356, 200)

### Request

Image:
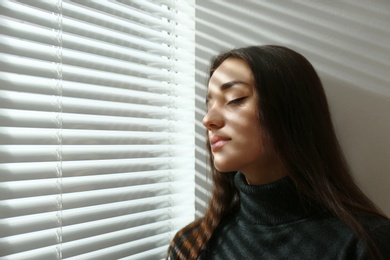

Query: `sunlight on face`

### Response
(203, 58, 287, 185)
(203, 58, 263, 175)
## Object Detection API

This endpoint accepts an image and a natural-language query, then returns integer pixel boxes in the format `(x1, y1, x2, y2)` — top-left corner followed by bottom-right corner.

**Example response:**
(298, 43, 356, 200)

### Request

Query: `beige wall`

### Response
(195, 0, 390, 217)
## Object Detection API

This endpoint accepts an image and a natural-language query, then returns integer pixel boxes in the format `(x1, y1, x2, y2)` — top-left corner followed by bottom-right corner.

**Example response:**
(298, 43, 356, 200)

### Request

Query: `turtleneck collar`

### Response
(234, 172, 323, 226)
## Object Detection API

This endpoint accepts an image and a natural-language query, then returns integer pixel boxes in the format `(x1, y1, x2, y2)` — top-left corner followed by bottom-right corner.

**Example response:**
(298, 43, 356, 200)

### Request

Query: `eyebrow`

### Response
(206, 80, 250, 104)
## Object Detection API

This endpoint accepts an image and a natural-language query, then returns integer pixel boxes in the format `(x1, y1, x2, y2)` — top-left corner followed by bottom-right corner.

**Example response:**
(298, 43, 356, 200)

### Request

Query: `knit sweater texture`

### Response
(195, 173, 390, 260)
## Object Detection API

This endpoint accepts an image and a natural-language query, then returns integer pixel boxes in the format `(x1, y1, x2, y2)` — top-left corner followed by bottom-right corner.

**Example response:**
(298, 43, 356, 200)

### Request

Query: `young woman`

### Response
(167, 45, 390, 259)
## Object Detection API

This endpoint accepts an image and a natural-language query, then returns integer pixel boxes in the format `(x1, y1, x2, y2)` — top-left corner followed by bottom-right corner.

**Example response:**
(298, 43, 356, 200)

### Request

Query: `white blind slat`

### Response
(0, 16, 61, 45)
(0, 159, 194, 182)
(60, 220, 172, 259)
(0, 127, 193, 145)
(0, 72, 195, 107)
(1, 109, 194, 131)
(0, 229, 59, 257)
(0, 90, 194, 119)
(1, 196, 192, 238)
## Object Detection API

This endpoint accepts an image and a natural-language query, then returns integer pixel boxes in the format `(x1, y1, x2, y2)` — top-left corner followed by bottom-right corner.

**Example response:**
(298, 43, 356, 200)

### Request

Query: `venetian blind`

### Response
(0, 0, 195, 259)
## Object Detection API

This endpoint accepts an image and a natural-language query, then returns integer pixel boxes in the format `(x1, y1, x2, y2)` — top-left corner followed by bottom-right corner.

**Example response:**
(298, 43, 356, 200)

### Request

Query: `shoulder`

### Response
(363, 216, 390, 257)
(168, 230, 190, 260)
(167, 219, 202, 259)
(362, 215, 390, 238)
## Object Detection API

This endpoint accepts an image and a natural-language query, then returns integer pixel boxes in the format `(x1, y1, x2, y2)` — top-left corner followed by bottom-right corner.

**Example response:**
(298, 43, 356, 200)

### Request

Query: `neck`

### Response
(242, 158, 288, 185)
(234, 173, 324, 225)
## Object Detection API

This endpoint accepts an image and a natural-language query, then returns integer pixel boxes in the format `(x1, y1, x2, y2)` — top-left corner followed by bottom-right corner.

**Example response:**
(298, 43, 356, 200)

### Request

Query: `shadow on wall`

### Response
(195, 74, 210, 218)
(324, 77, 390, 214)
(195, 0, 390, 216)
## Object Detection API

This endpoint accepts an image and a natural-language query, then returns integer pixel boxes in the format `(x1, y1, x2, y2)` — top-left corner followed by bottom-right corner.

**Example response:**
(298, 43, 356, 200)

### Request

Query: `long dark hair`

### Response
(167, 45, 387, 259)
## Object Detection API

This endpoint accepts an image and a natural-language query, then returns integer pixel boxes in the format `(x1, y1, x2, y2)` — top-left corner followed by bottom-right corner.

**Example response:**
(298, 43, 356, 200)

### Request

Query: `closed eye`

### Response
(227, 96, 248, 105)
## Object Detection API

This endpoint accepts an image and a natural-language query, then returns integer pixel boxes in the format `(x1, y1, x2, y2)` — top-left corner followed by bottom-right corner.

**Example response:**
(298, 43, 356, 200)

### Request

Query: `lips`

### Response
(209, 135, 231, 151)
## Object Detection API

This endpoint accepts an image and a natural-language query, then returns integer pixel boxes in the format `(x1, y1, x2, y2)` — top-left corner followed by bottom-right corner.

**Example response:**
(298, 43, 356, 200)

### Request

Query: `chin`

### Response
(214, 162, 237, 173)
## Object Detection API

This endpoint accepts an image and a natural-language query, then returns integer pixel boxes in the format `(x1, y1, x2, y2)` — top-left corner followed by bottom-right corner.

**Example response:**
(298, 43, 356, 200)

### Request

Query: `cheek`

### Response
(239, 124, 264, 159)
(212, 119, 264, 172)
(231, 111, 262, 144)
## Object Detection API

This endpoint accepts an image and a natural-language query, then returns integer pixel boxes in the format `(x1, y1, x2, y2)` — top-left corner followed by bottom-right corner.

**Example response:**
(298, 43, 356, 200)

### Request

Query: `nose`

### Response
(202, 106, 224, 130)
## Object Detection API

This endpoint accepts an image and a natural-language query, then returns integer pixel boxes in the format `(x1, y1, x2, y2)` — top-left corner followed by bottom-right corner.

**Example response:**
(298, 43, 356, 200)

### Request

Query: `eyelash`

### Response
(227, 96, 248, 105)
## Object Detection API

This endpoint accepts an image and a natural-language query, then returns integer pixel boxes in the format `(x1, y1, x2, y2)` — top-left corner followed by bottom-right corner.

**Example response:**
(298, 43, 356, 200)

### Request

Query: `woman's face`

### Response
(203, 58, 287, 184)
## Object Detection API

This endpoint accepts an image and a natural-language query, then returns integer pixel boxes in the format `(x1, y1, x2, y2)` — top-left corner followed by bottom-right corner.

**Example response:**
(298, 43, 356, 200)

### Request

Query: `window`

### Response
(0, 0, 195, 259)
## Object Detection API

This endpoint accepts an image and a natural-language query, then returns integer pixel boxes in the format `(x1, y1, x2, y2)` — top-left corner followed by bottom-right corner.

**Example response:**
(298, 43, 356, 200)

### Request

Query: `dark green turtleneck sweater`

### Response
(197, 173, 390, 260)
